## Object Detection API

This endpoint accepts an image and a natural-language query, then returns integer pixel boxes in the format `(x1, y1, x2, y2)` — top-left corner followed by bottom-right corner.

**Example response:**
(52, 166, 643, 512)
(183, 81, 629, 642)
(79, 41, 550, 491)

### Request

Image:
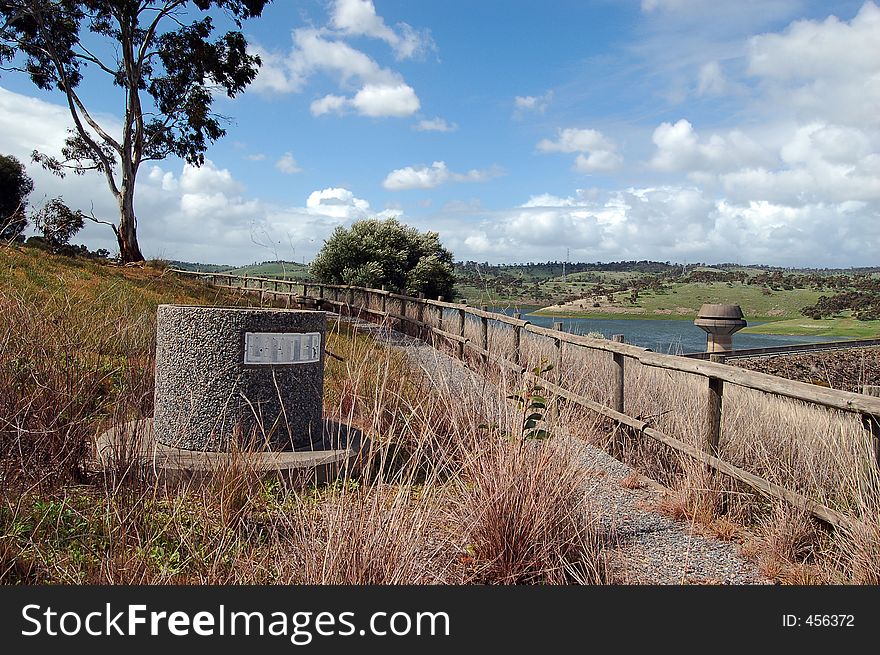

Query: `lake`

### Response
(488, 308, 844, 355)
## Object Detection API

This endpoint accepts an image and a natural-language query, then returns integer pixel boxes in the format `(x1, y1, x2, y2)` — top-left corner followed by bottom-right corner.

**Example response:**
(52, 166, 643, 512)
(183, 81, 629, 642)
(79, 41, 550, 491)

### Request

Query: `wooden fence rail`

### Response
(170, 268, 880, 531)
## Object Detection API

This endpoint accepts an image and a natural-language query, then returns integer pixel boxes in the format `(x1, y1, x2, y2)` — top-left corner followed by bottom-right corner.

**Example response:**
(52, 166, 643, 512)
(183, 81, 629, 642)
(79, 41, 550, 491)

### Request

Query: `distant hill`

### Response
(167, 260, 234, 273)
(225, 260, 312, 280)
(169, 259, 312, 280)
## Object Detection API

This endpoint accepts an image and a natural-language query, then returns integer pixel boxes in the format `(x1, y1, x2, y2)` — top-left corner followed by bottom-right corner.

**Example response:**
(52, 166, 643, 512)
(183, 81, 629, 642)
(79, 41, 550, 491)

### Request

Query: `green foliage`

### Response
(311, 217, 456, 300)
(801, 289, 880, 322)
(0, 153, 34, 241)
(32, 197, 85, 250)
(507, 361, 555, 441)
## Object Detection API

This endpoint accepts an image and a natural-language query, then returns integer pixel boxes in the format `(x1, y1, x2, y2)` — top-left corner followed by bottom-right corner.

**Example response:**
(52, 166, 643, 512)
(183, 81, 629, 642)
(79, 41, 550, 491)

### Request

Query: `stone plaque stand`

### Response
(153, 305, 325, 451)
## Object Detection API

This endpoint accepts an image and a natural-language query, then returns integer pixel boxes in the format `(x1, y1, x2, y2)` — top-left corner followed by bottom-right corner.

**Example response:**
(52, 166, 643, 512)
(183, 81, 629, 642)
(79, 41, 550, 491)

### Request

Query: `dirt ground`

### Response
(732, 347, 880, 393)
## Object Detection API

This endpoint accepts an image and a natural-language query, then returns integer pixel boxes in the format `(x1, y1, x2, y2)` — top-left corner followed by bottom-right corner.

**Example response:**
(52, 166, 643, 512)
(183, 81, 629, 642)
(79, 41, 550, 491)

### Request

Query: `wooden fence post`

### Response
(513, 312, 522, 370)
(381, 286, 387, 317)
(553, 321, 563, 383)
(611, 334, 625, 415)
(862, 413, 880, 471)
(418, 292, 426, 336)
(457, 307, 465, 360)
(436, 296, 444, 346)
(347, 286, 354, 317)
(400, 295, 407, 332)
(611, 334, 626, 458)
(706, 353, 725, 456)
(480, 305, 489, 368)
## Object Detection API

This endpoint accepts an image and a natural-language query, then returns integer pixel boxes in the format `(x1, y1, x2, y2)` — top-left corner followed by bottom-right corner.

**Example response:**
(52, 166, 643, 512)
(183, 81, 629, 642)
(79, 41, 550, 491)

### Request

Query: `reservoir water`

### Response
(489, 308, 845, 355)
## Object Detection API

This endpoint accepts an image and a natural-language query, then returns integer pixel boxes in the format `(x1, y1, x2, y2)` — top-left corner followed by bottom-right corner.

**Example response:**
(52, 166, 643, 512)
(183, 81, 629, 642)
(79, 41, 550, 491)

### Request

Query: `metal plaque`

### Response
(244, 332, 321, 365)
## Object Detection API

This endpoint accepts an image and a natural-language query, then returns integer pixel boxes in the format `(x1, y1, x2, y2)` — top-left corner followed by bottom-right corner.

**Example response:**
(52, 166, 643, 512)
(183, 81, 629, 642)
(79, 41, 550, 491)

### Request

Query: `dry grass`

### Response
(0, 248, 610, 585)
(472, 316, 880, 584)
(4, 247, 878, 585)
(452, 437, 610, 585)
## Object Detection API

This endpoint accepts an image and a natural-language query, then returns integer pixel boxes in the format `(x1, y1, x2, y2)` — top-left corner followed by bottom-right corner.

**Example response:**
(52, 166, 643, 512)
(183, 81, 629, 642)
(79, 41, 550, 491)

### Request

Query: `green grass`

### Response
(741, 316, 880, 338)
(226, 261, 312, 280)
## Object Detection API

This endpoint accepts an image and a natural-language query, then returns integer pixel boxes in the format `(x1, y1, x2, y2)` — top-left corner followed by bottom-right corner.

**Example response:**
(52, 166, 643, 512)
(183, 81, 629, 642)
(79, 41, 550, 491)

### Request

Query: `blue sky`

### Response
(1, 0, 878, 266)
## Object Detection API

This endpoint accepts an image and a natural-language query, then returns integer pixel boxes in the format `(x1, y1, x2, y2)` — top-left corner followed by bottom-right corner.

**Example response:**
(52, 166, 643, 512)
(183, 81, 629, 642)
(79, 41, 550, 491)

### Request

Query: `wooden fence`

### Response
(172, 269, 880, 531)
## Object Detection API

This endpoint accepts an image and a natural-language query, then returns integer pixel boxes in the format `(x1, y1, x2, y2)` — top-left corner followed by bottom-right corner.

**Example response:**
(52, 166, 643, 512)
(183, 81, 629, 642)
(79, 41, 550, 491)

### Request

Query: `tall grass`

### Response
(462, 315, 880, 583)
(0, 250, 608, 584)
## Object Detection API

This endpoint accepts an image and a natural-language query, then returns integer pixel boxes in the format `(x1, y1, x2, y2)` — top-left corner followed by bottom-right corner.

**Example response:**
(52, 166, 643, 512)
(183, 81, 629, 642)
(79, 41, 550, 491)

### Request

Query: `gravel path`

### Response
(340, 316, 769, 585)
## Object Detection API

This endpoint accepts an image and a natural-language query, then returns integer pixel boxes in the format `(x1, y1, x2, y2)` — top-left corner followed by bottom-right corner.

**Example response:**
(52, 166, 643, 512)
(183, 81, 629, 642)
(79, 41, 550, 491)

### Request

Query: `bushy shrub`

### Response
(311, 217, 456, 300)
(32, 197, 85, 251)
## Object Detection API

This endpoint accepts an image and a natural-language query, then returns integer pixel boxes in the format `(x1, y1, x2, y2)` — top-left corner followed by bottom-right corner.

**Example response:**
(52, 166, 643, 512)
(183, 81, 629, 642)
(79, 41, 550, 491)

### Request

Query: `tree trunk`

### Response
(116, 185, 144, 263)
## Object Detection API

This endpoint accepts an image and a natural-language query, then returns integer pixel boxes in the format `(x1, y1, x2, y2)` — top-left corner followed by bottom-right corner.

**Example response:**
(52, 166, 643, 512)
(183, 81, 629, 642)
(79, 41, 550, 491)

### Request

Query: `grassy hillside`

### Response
(3, 247, 244, 313)
(536, 281, 824, 321)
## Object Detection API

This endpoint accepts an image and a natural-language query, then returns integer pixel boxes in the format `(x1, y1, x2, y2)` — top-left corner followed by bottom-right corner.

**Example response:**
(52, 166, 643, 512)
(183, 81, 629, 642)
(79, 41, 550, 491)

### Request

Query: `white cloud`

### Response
(747, 2, 880, 126)
(574, 151, 624, 173)
(252, 27, 421, 118)
(415, 117, 458, 132)
(696, 60, 727, 95)
(649, 119, 771, 173)
(310, 94, 348, 116)
(248, 45, 306, 94)
(179, 160, 243, 195)
(537, 127, 622, 172)
(275, 152, 302, 174)
(514, 91, 552, 116)
(443, 185, 880, 267)
(351, 83, 420, 117)
(0, 85, 393, 264)
(244, 153, 266, 161)
(330, 0, 433, 60)
(537, 128, 613, 154)
(249, 4, 428, 119)
(382, 161, 502, 191)
(305, 187, 371, 220)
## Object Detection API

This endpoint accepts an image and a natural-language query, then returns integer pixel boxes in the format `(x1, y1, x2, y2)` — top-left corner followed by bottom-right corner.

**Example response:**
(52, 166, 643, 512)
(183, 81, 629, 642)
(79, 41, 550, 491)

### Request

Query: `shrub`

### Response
(311, 217, 456, 300)
(32, 197, 85, 251)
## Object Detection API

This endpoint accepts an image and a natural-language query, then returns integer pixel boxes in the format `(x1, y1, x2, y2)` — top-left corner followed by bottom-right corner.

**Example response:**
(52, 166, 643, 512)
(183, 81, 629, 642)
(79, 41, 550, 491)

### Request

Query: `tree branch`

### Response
(87, 203, 119, 239)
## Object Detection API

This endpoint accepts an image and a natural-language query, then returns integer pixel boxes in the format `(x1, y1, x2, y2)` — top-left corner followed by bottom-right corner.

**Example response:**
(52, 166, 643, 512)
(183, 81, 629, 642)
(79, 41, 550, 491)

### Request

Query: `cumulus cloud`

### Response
(330, 0, 433, 60)
(415, 117, 458, 132)
(382, 161, 503, 191)
(537, 127, 622, 172)
(747, 1, 880, 126)
(275, 152, 302, 174)
(0, 85, 393, 264)
(351, 83, 420, 117)
(649, 119, 772, 173)
(305, 187, 371, 219)
(442, 186, 880, 267)
(310, 94, 348, 116)
(249, 4, 428, 118)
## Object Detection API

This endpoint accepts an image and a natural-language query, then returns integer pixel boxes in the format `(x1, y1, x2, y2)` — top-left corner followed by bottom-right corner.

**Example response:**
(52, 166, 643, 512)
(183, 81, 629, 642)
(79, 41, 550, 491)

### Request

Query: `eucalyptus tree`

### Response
(0, 1, 271, 262)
